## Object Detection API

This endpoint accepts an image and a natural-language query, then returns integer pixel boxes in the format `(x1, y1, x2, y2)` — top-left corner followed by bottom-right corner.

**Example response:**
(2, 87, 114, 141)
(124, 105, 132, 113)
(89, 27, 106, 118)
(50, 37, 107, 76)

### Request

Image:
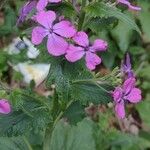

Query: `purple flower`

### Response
(0, 99, 11, 114)
(32, 11, 76, 56)
(65, 31, 108, 70)
(17, 0, 37, 25)
(113, 77, 142, 119)
(117, 0, 141, 11)
(121, 53, 134, 78)
(37, 0, 61, 11)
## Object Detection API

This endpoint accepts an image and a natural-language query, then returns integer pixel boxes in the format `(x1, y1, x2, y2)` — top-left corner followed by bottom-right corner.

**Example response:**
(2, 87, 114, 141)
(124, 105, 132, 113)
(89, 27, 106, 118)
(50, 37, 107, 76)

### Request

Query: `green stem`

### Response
(43, 100, 74, 150)
(23, 136, 33, 150)
(53, 100, 73, 127)
(78, 0, 86, 30)
(72, 78, 108, 84)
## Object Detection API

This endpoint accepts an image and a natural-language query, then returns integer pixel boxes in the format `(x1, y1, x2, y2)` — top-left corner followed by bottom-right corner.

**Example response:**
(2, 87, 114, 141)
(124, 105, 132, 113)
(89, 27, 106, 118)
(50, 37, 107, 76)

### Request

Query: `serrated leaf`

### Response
(84, 17, 117, 32)
(84, 2, 140, 33)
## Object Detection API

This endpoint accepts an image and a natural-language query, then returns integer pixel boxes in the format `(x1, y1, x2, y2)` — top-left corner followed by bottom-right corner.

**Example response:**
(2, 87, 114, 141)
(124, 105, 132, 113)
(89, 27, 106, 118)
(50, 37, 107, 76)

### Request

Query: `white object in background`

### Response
(14, 63, 50, 86)
(5, 37, 50, 86)
(5, 37, 39, 59)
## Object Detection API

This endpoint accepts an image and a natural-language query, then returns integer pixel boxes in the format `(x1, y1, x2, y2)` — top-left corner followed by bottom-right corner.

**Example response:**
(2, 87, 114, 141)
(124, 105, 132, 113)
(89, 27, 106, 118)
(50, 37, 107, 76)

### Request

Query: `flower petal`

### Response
(65, 44, 85, 62)
(117, 0, 141, 11)
(85, 52, 101, 70)
(47, 33, 68, 56)
(90, 39, 108, 52)
(125, 88, 142, 103)
(128, 5, 141, 11)
(53, 21, 76, 38)
(36, 0, 48, 11)
(113, 87, 123, 103)
(32, 26, 48, 45)
(49, 0, 61, 3)
(123, 77, 135, 95)
(0, 99, 11, 114)
(73, 31, 89, 47)
(36, 11, 56, 29)
(115, 102, 125, 119)
(17, 0, 37, 25)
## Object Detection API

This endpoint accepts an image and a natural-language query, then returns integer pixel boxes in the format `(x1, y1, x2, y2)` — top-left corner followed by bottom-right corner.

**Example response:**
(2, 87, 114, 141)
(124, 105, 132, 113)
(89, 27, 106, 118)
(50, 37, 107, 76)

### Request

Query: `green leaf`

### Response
(49, 119, 96, 150)
(84, 17, 117, 32)
(71, 82, 113, 104)
(136, 94, 150, 127)
(138, 0, 150, 42)
(101, 39, 118, 68)
(0, 7, 17, 36)
(110, 132, 150, 150)
(84, 2, 140, 34)
(47, 2, 77, 19)
(0, 90, 51, 136)
(63, 101, 86, 124)
(46, 59, 70, 101)
(111, 19, 133, 52)
(0, 136, 32, 150)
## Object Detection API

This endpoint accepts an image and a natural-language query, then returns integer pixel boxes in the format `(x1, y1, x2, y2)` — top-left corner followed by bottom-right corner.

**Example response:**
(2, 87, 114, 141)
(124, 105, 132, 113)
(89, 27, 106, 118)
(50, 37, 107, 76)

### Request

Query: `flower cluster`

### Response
(31, 10, 107, 70)
(113, 54, 142, 119)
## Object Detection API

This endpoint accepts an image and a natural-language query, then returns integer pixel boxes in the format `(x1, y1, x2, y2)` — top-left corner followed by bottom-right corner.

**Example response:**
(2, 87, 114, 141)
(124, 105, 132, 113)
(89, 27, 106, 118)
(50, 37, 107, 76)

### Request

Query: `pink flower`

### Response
(121, 53, 134, 79)
(113, 77, 142, 119)
(117, 0, 141, 11)
(17, 0, 37, 25)
(31, 11, 76, 56)
(0, 99, 11, 114)
(37, 0, 61, 11)
(65, 32, 108, 70)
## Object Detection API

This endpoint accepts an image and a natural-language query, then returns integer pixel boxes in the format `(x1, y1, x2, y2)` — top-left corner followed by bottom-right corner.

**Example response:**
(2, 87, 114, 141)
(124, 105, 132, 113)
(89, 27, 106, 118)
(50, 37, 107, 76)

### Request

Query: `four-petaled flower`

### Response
(37, 0, 61, 11)
(121, 53, 134, 78)
(32, 11, 76, 56)
(113, 77, 142, 119)
(0, 99, 11, 114)
(17, 0, 37, 25)
(65, 31, 108, 70)
(117, 0, 141, 11)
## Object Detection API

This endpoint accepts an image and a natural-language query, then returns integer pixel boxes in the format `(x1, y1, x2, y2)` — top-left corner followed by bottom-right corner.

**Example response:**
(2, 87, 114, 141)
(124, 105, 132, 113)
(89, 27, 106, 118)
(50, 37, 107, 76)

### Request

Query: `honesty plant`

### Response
(0, 0, 144, 149)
